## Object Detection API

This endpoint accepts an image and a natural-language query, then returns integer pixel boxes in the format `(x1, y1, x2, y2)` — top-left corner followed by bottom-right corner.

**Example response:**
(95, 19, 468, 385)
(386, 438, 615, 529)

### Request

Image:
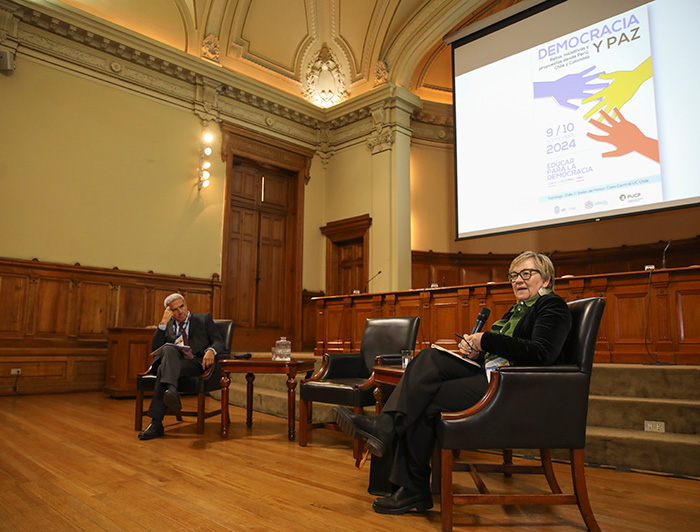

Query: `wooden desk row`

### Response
(313, 267, 700, 365)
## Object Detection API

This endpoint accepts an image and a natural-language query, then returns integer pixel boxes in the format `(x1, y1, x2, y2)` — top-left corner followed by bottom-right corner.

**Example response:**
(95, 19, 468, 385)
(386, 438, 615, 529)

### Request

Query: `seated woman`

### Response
(334, 251, 572, 515)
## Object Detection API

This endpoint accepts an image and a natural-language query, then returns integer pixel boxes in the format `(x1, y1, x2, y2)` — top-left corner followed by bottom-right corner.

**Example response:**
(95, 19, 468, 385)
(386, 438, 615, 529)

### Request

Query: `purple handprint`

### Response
(534, 66, 609, 110)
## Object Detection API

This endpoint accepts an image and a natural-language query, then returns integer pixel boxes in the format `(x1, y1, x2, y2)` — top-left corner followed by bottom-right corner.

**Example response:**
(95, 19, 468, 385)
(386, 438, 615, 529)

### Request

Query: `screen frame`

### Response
(447, 0, 700, 241)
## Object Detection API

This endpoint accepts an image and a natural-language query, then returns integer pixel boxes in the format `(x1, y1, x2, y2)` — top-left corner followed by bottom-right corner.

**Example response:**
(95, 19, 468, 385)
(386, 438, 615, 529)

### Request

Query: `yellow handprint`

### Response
(582, 57, 652, 120)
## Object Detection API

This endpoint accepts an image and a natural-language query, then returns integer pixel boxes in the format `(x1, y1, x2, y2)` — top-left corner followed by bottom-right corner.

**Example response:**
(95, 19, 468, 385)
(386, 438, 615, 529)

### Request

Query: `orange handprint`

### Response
(587, 107, 659, 163)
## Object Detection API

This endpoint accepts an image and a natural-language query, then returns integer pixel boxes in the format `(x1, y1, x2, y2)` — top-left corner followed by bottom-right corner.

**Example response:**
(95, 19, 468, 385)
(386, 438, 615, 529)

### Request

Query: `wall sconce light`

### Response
(198, 129, 214, 190)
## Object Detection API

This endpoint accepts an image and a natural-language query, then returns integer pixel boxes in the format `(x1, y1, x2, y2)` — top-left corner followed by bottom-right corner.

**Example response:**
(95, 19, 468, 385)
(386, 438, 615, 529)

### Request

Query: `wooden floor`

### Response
(1, 393, 698, 532)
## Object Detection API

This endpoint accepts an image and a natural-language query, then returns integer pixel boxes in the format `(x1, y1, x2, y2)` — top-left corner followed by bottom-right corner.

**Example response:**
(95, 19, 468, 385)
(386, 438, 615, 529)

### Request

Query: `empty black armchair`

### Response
(436, 297, 605, 532)
(134, 319, 235, 434)
(299, 316, 420, 458)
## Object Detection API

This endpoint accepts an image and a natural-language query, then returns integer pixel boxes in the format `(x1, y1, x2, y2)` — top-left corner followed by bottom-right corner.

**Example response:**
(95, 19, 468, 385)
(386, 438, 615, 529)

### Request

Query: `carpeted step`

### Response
(590, 363, 700, 399)
(582, 426, 700, 478)
(588, 395, 700, 434)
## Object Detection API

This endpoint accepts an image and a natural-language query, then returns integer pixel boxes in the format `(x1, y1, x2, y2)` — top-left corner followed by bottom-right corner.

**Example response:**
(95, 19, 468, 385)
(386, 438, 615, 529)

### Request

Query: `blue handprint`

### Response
(534, 66, 609, 110)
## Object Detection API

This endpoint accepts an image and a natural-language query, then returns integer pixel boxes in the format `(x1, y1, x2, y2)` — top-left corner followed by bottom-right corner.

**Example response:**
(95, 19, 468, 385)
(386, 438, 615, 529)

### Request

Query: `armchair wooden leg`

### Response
(440, 448, 454, 532)
(352, 406, 363, 461)
(571, 449, 601, 532)
(299, 399, 309, 447)
(135, 389, 144, 431)
(502, 449, 513, 477)
(541, 449, 562, 494)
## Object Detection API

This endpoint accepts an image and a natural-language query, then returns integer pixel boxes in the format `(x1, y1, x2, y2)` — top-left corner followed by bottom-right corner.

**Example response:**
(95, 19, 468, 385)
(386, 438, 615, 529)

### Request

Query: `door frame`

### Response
(320, 214, 372, 296)
(220, 122, 313, 351)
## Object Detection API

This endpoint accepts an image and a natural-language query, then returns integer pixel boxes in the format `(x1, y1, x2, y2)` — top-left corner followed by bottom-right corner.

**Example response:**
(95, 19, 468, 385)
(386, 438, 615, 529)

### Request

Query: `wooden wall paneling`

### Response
(393, 292, 422, 321)
(76, 280, 113, 339)
(430, 290, 461, 347)
(302, 290, 323, 350)
(0, 258, 221, 396)
(313, 268, 700, 365)
(315, 298, 345, 354)
(674, 280, 700, 364)
(181, 289, 213, 316)
(651, 272, 674, 363)
(412, 237, 700, 287)
(351, 297, 376, 351)
(150, 287, 171, 324)
(74, 358, 107, 386)
(589, 276, 611, 362)
(0, 272, 27, 338)
(104, 327, 155, 396)
(414, 290, 431, 350)
(608, 283, 654, 363)
(411, 262, 430, 290)
(117, 285, 150, 328)
(34, 277, 72, 338)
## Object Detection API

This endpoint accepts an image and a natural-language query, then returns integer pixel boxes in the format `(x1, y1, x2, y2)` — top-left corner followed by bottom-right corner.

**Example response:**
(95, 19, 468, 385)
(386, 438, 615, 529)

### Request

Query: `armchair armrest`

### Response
(303, 351, 366, 382)
(374, 353, 403, 366)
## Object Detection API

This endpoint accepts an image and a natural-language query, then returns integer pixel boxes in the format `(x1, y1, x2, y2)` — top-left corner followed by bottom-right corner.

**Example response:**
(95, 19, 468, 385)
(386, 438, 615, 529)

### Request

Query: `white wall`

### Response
(0, 56, 225, 278)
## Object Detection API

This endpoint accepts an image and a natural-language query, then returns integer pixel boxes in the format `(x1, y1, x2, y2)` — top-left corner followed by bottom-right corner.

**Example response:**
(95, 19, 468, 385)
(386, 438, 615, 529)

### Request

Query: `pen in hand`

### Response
(455, 332, 475, 358)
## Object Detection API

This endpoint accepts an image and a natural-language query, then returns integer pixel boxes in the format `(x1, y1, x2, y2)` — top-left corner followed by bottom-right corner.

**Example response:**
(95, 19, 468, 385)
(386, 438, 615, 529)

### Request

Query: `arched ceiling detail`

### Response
(51, 0, 524, 107)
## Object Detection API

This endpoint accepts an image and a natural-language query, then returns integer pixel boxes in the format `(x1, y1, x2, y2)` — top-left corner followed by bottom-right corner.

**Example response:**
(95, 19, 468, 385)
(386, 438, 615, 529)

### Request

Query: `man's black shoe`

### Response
(333, 407, 393, 457)
(372, 486, 433, 515)
(138, 422, 164, 440)
(163, 389, 181, 413)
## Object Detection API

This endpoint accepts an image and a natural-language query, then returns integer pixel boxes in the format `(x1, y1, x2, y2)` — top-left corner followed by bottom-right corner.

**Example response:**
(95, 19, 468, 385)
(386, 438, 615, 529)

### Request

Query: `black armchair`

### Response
(299, 316, 420, 458)
(436, 297, 605, 532)
(134, 319, 235, 434)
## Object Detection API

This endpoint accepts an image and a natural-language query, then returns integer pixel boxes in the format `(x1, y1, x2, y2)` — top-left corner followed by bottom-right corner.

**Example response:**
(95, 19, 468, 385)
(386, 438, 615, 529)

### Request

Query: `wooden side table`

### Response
(372, 364, 404, 408)
(219, 357, 316, 440)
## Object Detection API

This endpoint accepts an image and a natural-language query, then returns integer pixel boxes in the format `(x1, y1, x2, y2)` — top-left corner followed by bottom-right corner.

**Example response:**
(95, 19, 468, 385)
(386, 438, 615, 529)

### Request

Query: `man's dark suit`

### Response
(146, 312, 225, 420)
(151, 312, 225, 361)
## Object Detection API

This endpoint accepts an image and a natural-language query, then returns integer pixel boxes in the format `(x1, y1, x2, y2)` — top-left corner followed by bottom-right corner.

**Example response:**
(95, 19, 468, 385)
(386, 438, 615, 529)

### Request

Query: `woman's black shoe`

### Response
(333, 407, 393, 457)
(372, 486, 433, 514)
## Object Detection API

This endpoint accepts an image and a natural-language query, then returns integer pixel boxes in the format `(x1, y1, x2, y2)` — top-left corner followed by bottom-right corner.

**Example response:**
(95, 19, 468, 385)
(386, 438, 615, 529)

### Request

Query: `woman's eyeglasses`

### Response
(507, 269, 541, 283)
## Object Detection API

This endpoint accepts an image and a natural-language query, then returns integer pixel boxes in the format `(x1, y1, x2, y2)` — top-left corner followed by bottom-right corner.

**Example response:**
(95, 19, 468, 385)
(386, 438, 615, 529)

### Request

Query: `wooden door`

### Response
(338, 238, 364, 294)
(222, 160, 290, 346)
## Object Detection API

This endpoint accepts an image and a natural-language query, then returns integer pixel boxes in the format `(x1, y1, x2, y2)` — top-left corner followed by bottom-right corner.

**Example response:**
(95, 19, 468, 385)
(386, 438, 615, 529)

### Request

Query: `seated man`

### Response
(138, 293, 225, 440)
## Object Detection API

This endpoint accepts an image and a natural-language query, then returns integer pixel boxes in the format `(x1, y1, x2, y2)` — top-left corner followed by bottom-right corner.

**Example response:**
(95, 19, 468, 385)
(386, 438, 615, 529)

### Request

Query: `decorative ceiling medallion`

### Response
(202, 34, 220, 62)
(303, 43, 347, 108)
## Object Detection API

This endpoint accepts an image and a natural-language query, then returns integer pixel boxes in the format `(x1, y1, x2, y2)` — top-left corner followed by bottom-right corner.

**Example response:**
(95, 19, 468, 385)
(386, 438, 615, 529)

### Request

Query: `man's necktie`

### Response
(181, 328, 188, 346)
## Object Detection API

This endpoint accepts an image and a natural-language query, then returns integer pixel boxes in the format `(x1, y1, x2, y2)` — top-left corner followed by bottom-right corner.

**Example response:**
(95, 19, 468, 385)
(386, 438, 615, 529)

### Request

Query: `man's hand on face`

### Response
(160, 307, 173, 326)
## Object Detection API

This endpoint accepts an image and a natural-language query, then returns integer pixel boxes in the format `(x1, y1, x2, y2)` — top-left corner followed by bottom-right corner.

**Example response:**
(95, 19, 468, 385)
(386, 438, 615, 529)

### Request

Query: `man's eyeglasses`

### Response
(507, 269, 541, 283)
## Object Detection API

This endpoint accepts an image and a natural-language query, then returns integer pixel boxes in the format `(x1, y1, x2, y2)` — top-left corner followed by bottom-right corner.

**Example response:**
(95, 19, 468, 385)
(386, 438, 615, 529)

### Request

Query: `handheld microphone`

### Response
(364, 270, 382, 293)
(662, 239, 671, 269)
(471, 307, 491, 334)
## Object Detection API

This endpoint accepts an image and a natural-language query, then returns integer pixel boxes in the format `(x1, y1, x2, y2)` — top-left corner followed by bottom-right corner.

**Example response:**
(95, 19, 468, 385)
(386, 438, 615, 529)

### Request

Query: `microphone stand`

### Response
(662, 239, 671, 269)
(364, 270, 382, 293)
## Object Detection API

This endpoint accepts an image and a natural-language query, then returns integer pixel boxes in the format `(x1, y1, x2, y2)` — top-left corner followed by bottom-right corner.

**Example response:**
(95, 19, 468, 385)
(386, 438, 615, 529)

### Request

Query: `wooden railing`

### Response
(314, 267, 700, 365)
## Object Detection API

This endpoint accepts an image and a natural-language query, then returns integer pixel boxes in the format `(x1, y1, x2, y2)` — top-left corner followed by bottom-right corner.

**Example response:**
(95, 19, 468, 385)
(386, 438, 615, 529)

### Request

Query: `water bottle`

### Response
(275, 337, 291, 360)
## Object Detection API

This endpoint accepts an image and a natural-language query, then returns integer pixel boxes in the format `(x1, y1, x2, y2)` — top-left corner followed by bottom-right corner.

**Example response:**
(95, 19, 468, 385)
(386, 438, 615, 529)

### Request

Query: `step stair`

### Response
(215, 356, 700, 477)
(582, 363, 700, 478)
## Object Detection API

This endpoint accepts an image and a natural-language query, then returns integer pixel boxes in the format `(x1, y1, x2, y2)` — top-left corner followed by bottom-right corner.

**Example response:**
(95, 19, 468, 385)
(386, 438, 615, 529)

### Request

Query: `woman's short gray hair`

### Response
(510, 251, 556, 288)
(164, 293, 185, 308)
